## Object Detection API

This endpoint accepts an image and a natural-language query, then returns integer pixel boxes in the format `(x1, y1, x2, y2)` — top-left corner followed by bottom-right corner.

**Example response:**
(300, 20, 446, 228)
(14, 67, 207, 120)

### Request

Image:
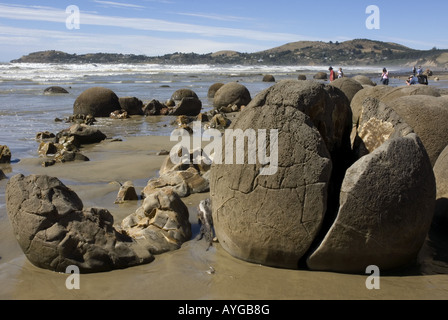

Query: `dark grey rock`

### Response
(73, 87, 121, 117)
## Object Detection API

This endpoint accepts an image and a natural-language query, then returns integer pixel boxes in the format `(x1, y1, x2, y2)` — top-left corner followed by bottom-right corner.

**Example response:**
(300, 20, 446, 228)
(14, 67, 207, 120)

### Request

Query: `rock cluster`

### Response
(210, 80, 437, 273)
(36, 123, 106, 167)
(6, 173, 192, 273)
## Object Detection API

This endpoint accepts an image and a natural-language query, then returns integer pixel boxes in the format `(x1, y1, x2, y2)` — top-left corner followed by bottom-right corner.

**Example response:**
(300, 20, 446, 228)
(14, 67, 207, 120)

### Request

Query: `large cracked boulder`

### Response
(307, 133, 436, 273)
(73, 87, 121, 117)
(307, 98, 436, 273)
(6, 174, 153, 273)
(210, 104, 333, 269)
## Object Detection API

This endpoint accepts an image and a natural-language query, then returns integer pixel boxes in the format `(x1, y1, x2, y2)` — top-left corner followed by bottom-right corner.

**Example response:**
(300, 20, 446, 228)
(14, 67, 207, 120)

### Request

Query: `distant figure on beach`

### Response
(413, 66, 416, 76)
(417, 66, 423, 75)
(329, 66, 336, 82)
(338, 68, 344, 78)
(406, 75, 419, 86)
(381, 68, 389, 85)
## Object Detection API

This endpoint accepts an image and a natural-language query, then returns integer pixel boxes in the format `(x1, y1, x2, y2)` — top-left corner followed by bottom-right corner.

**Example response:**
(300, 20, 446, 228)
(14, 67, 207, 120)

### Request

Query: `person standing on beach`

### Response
(329, 67, 336, 82)
(338, 68, 344, 78)
(381, 68, 389, 85)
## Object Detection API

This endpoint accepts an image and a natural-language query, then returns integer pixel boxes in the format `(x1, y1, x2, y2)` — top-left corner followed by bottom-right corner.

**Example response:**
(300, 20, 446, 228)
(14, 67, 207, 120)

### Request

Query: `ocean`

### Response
(0, 62, 399, 160)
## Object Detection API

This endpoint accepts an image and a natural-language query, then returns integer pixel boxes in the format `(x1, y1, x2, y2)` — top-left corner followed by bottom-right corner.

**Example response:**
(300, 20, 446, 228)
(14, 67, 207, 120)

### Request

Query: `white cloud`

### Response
(93, 1, 145, 9)
(0, 3, 304, 42)
(173, 12, 255, 22)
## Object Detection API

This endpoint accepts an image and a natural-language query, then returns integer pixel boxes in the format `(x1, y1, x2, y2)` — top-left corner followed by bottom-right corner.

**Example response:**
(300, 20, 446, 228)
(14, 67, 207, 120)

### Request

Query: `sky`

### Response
(0, 0, 447, 62)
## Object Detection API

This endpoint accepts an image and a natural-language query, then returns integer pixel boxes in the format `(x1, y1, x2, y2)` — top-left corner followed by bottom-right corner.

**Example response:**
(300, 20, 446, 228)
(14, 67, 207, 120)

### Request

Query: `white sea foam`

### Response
(0, 63, 388, 82)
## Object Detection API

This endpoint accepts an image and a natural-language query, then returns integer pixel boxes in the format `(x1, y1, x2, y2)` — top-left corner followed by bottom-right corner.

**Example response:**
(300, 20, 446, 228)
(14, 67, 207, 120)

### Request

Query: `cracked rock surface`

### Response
(210, 103, 332, 269)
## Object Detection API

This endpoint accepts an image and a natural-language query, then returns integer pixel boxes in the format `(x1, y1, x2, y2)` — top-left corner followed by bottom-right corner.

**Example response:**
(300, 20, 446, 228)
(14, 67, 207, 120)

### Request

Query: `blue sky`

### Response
(0, 0, 446, 62)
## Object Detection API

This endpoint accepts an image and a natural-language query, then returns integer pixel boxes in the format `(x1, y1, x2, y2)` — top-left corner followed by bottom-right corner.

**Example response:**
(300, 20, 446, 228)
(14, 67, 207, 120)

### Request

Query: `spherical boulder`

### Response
(262, 74, 276, 82)
(210, 104, 332, 269)
(73, 87, 121, 117)
(213, 82, 251, 110)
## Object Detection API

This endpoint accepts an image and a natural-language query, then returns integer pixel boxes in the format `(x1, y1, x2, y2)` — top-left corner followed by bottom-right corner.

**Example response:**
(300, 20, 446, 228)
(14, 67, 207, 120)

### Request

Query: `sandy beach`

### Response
(2, 134, 448, 300)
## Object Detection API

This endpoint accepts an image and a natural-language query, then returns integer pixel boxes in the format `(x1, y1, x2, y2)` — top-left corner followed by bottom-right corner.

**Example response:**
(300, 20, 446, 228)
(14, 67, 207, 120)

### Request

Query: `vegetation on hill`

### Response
(10, 39, 448, 67)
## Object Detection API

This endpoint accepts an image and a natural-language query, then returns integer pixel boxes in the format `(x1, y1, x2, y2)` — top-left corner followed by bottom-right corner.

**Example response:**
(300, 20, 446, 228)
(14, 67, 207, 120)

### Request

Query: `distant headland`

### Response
(10, 39, 448, 68)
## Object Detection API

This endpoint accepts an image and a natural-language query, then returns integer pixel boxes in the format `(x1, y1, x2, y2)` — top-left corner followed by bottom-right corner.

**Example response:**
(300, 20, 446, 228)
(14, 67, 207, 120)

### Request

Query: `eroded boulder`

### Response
(120, 188, 192, 254)
(6, 174, 153, 273)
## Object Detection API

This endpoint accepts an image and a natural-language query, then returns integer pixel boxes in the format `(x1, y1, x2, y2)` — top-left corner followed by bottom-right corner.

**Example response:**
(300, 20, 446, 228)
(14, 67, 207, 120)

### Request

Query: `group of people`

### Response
(328, 66, 344, 81)
(406, 66, 425, 86)
(327, 65, 427, 86)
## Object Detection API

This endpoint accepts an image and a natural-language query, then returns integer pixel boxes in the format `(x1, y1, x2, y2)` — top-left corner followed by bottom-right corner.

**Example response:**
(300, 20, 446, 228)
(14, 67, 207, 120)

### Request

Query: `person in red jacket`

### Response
(329, 66, 336, 82)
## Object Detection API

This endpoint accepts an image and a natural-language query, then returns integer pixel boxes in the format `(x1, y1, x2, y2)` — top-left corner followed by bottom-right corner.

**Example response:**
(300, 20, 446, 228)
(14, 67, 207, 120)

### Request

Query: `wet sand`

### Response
(1, 135, 448, 300)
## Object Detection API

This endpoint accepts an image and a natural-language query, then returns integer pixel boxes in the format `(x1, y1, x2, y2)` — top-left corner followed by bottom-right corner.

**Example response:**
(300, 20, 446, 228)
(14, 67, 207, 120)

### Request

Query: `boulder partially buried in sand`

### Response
(210, 104, 333, 269)
(73, 87, 121, 117)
